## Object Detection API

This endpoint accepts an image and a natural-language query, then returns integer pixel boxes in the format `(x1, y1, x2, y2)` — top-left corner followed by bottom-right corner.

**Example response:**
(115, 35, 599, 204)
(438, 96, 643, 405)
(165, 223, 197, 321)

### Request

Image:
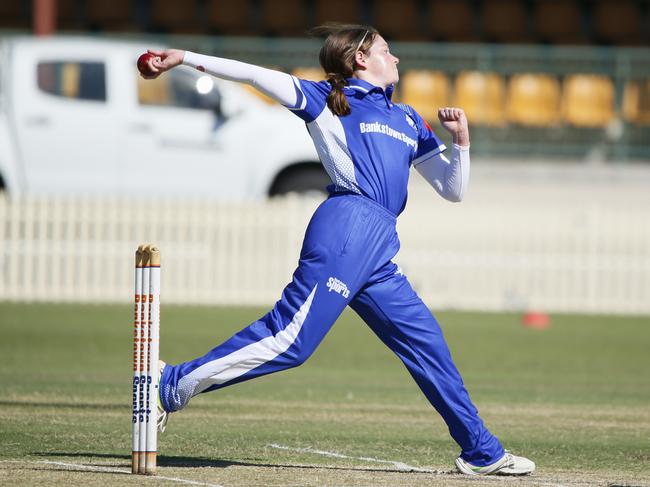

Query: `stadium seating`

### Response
(55, 0, 83, 31)
(0, 0, 29, 29)
(427, 0, 478, 43)
(315, 0, 363, 26)
(593, 0, 643, 46)
(506, 74, 561, 126)
(397, 70, 450, 121)
(5, 0, 649, 47)
(533, 0, 588, 45)
(482, 0, 533, 43)
(623, 79, 650, 125)
(260, 0, 307, 37)
(373, 0, 423, 41)
(562, 75, 615, 127)
(86, 0, 135, 31)
(150, 0, 199, 33)
(207, 0, 255, 35)
(454, 72, 506, 126)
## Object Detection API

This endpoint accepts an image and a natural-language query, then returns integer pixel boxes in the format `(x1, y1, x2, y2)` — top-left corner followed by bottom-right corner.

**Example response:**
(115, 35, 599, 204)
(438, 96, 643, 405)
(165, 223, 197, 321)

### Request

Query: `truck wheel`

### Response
(270, 166, 330, 198)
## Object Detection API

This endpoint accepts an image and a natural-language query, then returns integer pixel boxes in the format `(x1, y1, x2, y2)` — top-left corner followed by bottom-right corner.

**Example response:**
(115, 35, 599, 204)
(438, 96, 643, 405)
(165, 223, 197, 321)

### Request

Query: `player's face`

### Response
(361, 35, 400, 86)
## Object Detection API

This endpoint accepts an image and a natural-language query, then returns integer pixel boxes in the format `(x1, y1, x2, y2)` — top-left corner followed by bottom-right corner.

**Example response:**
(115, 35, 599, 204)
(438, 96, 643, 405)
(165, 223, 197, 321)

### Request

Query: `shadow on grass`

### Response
(35, 451, 236, 468)
(33, 452, 442, 474)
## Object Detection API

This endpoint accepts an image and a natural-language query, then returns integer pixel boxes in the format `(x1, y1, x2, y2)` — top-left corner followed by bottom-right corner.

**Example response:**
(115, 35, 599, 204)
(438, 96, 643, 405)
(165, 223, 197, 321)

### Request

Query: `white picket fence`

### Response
(1, 168, 649, 314)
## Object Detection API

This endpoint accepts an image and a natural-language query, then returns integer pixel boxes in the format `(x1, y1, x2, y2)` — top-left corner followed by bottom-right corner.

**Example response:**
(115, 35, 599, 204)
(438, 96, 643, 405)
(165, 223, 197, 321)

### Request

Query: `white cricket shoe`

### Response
(456, 451, 535, 476)
(157, 360, 169, 433)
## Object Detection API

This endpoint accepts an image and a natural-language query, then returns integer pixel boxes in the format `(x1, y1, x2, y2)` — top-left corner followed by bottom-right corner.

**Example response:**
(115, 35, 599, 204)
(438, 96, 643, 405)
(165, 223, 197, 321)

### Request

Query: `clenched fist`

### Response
(438, 107, 469, 146)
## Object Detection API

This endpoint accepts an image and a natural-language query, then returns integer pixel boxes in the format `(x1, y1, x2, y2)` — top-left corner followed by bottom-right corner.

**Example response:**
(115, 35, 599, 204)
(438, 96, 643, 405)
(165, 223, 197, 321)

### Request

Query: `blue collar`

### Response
(345, 78, 395, 101)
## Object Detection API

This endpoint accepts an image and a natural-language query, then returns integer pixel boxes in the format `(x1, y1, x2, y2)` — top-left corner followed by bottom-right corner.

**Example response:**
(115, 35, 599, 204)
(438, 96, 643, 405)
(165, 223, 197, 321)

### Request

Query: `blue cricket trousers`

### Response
(160, 193, 504, 466)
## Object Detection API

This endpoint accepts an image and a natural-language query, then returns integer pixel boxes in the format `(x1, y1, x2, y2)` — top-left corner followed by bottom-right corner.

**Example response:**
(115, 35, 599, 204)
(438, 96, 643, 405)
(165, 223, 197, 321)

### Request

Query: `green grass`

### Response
(1, 303, 649, 486)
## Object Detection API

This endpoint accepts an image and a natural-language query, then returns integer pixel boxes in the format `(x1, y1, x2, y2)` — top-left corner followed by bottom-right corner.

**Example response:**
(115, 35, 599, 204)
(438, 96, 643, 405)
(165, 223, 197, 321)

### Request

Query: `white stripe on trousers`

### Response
(177, 285, 317, 397)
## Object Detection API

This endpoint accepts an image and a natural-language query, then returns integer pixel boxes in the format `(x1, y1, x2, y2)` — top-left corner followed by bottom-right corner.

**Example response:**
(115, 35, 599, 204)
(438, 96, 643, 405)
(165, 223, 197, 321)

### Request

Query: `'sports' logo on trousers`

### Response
(327, 277, 350, 298)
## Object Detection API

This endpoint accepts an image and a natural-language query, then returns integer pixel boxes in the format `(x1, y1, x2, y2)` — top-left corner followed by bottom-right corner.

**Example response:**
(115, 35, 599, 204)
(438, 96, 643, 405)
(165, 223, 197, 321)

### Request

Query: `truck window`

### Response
(138, 67, 221, 111)
(37, 61, 106, 102)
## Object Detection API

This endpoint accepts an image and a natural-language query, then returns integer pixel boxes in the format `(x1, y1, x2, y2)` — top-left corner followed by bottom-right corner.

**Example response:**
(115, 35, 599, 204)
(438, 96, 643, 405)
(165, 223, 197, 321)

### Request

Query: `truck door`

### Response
(124, 65, 248, 199)
(11, 45, 120, 193)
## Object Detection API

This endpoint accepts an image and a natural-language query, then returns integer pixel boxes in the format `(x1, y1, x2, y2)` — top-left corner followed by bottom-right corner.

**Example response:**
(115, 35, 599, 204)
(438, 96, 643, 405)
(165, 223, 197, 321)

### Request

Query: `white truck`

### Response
(0, 36, 328, 199)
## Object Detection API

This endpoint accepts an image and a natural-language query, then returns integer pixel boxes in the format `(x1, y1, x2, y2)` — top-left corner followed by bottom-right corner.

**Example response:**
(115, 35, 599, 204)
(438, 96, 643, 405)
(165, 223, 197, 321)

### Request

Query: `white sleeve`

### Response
(414, 143, 470, 202)
(182, 51, 298, 107)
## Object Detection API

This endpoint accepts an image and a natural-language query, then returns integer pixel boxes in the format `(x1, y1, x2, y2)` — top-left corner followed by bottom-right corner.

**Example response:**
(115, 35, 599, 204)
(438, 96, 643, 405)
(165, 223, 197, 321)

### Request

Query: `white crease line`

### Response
(267, 443, 435, 473)
(36, 460, 226, 487)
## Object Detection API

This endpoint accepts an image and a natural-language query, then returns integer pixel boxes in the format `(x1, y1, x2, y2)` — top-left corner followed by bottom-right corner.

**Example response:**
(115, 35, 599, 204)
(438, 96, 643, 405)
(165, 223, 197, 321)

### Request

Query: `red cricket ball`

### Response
(137, 52, 158, 77)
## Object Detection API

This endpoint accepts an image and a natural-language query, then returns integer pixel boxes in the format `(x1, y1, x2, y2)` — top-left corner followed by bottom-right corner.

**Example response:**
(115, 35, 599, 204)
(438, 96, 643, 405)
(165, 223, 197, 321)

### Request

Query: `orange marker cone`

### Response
(521, 311, 550, 329)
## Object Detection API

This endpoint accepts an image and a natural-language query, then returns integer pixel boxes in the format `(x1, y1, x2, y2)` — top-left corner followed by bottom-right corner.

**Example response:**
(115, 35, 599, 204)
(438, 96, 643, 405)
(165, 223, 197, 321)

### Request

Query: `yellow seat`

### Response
(454, 71, 505, 126)
(562, 75, 615, 127)
(138, 75, 172, 106)
(623, 79, 650, 125)
(397, 70, 450, 122)
(292, 67, 325, 82)
(506, 74, 561, 127)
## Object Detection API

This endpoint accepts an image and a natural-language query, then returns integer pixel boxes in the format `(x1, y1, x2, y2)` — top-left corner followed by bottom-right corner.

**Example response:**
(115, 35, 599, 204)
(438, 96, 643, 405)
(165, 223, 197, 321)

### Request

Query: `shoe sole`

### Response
(455, 455, 508, 475)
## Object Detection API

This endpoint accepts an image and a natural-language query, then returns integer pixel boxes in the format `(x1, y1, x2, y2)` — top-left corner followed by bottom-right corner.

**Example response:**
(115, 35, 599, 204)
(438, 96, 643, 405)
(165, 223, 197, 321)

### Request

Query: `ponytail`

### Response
(310, 23, 378, 117)
(326, 73, 350, 116)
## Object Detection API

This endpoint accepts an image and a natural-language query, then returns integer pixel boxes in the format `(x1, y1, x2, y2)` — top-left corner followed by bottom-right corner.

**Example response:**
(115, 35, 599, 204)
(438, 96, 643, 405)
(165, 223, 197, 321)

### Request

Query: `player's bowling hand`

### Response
(139, 49, 185, 79)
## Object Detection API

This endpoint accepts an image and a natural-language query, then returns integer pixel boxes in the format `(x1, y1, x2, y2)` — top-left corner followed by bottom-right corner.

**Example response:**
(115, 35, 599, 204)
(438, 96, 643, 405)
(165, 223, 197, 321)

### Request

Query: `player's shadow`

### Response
(34, 451, 239, 468)
(33, 452, 438, 474)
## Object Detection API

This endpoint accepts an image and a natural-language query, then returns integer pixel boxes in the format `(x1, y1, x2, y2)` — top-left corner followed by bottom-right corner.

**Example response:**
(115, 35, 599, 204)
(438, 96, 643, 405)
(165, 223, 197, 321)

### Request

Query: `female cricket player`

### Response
(142, 24, 535, 476)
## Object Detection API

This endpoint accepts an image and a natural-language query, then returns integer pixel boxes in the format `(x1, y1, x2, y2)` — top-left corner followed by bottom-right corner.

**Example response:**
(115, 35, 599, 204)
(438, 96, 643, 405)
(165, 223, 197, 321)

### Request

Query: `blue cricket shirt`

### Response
(288, 77, 446, 215)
